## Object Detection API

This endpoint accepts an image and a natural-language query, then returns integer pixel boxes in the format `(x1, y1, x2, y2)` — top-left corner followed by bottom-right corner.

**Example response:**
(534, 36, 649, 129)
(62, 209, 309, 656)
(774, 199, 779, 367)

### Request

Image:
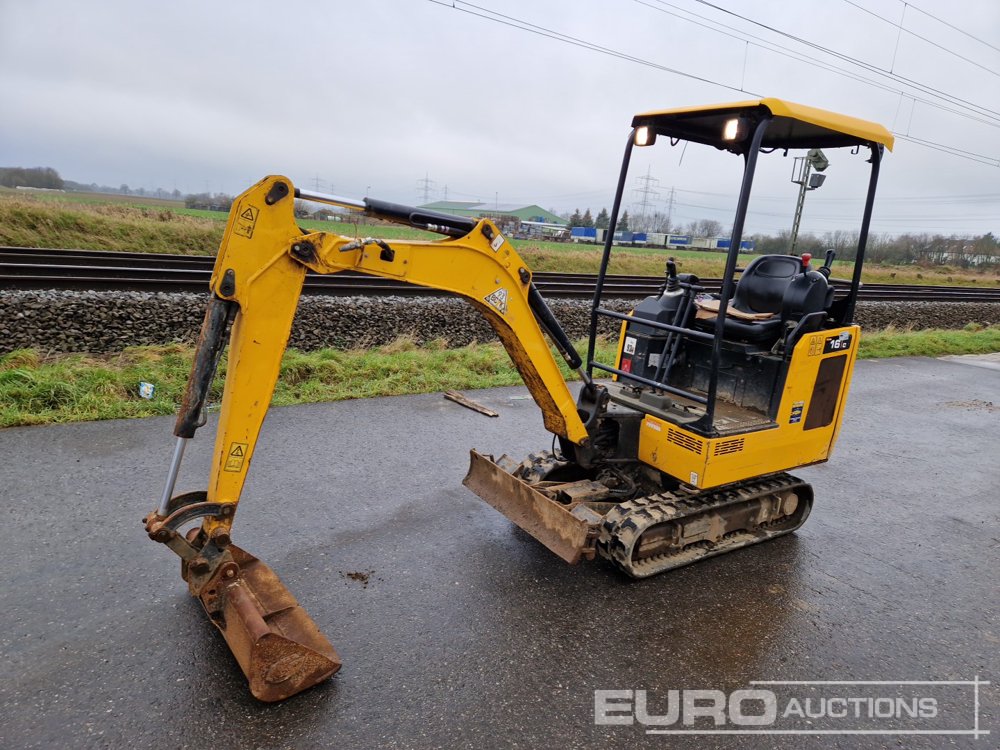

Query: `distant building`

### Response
(417, 200, 567, 226)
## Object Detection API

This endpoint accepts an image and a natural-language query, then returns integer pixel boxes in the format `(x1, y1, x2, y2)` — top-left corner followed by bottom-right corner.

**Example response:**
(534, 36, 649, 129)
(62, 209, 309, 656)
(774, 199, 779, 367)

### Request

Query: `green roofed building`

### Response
(417, 200, 567, 226)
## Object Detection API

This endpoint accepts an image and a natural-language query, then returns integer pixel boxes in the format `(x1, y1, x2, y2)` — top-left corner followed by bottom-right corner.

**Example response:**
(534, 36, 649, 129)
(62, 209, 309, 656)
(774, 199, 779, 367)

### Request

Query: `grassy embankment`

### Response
(1, 191, 998, 427)
(2, 191, 999, 286)
(0, 338, 616, 427)
(2, 324, 998, 427)
(0, 191, 221, 254)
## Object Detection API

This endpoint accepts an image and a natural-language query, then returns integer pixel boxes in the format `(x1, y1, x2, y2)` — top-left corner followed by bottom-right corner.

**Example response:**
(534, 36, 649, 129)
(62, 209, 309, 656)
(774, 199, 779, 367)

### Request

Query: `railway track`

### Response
(2, 246, 999, 302)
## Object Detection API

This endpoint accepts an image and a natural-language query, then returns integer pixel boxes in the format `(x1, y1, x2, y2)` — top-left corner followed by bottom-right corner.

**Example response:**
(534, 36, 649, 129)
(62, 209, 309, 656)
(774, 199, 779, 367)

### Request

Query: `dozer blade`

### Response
(463, 450, 596, 564)
(187, 545, 341, 702)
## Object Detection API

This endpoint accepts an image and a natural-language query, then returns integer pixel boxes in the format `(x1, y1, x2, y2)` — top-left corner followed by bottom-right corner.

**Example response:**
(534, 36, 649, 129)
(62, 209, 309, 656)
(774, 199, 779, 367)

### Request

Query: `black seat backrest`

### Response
(731, 255, 802, 314)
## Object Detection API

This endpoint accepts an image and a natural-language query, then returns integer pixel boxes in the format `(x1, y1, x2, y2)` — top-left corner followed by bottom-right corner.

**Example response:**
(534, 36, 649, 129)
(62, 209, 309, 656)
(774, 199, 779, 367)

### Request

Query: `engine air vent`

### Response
(713, 437, 745, 456)
(667, 428, 704, 454)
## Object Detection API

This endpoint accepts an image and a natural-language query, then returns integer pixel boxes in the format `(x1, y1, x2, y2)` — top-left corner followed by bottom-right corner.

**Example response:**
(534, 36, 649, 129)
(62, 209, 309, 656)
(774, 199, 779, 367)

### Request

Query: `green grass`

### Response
(0, 338, 618, 427)
(1, 327, 997, 428)
(516, 244, 741, 278)
(174, 209, 441, 240)
(0, 345, 197, 426)
(168, 207, 230, 221)
(0, 187, 183, 209)
(857, 322, 1000, 358)
(3, 191, 998, 286)
(0, 194, 222, 253)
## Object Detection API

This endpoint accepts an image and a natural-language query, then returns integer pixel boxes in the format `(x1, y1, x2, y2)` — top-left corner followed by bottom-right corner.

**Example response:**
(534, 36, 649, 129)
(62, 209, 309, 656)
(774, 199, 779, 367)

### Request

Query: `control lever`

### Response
(818, 249, 836, 278)
(660, 257, 679, 294)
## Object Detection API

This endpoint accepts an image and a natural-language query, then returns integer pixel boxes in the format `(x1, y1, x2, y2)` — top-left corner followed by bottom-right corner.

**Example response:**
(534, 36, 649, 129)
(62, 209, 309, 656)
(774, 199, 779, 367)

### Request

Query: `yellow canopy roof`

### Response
(632, 98, 894, 151)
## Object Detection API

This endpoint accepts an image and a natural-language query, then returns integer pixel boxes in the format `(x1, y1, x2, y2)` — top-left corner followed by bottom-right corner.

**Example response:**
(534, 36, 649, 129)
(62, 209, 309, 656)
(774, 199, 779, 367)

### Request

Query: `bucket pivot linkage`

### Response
(143, 296, 340, 702)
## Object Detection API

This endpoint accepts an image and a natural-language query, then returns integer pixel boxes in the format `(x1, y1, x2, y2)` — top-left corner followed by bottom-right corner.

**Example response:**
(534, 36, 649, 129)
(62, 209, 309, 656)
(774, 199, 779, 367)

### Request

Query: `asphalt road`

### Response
(1, 356, 997, 749)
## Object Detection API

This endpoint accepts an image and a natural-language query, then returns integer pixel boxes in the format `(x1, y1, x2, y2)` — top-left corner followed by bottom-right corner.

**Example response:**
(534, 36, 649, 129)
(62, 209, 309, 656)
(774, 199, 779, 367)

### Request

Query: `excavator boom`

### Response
(144, 176, 593, 700)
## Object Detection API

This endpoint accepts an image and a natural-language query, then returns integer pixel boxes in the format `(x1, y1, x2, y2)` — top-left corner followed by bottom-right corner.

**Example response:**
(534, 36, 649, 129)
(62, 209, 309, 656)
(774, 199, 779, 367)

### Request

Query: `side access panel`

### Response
(637, 325, 860, 489)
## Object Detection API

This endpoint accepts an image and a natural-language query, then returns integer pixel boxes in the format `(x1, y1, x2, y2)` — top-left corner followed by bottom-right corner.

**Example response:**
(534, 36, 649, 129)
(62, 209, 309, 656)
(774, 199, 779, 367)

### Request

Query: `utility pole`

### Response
(416, 173, 434, 204)
(789, 149, 830, 253)
(632, 166, 660, 232)
(665, 186, 675, 233)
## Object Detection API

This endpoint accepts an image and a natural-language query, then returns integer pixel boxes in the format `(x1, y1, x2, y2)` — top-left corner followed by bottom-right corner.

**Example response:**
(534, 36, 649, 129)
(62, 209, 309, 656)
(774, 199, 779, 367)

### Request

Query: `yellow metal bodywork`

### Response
(202, 176, 589, 528)
(633, 97, 894, 151)
(637, 325, 861, 490)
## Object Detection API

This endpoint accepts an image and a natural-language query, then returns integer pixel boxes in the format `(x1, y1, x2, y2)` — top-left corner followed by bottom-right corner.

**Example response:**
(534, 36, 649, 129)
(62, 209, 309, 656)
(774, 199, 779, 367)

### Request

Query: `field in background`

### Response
(1, 190, 998, 286)
(0, 186, 183, 208)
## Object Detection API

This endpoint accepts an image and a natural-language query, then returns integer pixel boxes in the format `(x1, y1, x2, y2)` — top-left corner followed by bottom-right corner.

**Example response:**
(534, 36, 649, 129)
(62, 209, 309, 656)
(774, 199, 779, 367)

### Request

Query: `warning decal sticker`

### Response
(224, 442, 249, 472)
(789, 401, 805, 424)
(234, 204, 259, 239)
(484, 287, 509, 315)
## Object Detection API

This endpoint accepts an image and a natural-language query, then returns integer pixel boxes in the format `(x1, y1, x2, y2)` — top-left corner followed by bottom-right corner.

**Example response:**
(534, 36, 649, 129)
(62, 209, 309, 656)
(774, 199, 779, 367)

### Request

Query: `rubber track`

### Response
(596, 473, 811, 578)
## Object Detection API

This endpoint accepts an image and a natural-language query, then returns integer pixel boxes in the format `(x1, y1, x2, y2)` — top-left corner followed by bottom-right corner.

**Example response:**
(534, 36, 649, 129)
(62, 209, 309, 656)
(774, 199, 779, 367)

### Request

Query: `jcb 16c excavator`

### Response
(144, 99, 892, 701)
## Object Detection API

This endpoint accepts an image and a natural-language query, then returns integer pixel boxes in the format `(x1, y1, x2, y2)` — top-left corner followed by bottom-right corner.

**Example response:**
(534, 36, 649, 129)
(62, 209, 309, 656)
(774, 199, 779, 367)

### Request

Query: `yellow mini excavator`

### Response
(144, 99, 892, 701)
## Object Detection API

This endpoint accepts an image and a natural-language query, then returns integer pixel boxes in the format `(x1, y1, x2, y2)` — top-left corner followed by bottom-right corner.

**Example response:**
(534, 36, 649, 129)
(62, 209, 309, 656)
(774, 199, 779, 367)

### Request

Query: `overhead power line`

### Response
(658, 0, 1000, 166)
(638, 0, 1000, 131)
(892, 133, 1000, 167)
(840, 0, 1000, 78)
(689, 0, 1000, 121)
(904, 0, 1000, 56)
(425, 0, 759, 96)
(427, 0, 999, 170)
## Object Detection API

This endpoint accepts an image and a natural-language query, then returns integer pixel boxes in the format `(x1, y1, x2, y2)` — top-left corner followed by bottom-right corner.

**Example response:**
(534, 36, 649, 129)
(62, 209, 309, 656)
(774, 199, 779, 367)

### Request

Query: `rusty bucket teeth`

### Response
(194, 545, 340, 702)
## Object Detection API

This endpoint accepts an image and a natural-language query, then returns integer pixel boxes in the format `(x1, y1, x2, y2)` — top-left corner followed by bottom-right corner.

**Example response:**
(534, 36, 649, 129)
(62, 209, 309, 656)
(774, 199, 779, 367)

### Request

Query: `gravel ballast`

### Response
(1, 289, 997, 355)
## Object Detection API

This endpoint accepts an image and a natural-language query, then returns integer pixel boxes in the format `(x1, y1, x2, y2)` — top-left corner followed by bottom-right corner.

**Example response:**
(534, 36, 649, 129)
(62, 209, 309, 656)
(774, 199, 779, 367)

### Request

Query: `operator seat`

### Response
(697, 254, 834, 344)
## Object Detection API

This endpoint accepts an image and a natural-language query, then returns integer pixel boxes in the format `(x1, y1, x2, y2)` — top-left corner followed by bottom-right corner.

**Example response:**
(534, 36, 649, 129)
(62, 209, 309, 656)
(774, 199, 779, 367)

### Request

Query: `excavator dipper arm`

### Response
(144, 176, 591, 701)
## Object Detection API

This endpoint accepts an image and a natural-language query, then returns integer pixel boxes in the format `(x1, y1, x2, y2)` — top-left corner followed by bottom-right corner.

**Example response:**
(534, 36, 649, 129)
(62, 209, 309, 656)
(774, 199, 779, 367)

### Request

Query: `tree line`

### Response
(567, 208, 638, 232)
(756, 230, 999, 267)
(0, 167, 64, 189)
(567, 205, 723, 237)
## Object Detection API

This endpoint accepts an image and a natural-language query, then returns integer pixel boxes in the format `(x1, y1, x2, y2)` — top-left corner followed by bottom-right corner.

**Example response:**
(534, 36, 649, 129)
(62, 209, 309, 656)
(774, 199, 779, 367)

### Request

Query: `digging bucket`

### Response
(187, 545, 341, 702)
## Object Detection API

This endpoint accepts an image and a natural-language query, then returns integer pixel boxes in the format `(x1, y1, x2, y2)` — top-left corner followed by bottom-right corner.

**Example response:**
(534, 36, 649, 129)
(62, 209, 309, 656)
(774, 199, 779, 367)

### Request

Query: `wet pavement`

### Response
(1, 356, 997, 749)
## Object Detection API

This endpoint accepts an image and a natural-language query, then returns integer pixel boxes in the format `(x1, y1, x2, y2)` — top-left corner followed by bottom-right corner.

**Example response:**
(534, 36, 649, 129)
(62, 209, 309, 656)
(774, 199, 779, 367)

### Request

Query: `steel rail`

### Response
(2, 247, 998, 302)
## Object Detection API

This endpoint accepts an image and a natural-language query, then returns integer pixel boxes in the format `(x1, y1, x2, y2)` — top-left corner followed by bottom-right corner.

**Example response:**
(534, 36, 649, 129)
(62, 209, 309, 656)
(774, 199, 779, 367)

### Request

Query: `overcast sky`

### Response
(1, 0, 997, 237)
